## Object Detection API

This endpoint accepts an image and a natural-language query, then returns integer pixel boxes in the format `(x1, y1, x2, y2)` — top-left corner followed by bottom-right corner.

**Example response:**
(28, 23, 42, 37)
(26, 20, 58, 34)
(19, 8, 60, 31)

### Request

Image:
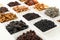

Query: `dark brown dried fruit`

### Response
(25, 0, 38, 6)
(0, 7, 8, 13)
(8, 1, 20, 7)
(6, 20, 28, 34)
(34, 19, 57, 32)
(23, 13, 40, 21)
(17, 30, 43, 40)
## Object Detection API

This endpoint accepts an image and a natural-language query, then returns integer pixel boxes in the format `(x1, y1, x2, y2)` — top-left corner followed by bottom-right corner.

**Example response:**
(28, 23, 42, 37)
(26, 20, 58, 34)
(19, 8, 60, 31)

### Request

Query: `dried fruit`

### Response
(34, 3, 48, 11)
(23, 13, 40, 21)
(17, 30, 43, 40)
(45, 7, 59, 18)
(0, 13, 17, 23)
(25, 0, 38, 6)
(8, 1, 20, 7)
(13, 6, 28, 13)
(34, 19, 56, 32)
(6, 20, 28, 34)
(0, 7, 8, 13)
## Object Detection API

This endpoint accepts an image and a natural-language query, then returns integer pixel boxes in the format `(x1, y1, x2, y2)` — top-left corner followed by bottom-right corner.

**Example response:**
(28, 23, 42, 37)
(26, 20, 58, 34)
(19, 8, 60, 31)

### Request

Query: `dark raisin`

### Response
(23, 13, 40, 21)
(34, 19, 57, 32)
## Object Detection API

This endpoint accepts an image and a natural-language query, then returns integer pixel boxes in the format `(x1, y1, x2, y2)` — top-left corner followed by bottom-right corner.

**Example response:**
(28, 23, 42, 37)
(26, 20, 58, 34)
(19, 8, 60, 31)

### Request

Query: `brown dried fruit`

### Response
(17, 30, 43, 40)
(25, 0, 38, 6)
(13, 6, 28, 13)
(0, 13, 17, 23)
(34, 3, 48, 11)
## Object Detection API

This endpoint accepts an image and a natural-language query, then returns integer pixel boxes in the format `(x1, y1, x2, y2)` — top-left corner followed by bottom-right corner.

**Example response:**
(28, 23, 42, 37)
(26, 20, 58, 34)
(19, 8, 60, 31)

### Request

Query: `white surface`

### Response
(0, 0, 60, 40)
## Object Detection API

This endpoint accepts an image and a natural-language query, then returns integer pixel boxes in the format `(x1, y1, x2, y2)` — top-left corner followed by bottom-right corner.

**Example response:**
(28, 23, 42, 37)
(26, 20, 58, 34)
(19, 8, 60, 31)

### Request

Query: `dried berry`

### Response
(17, 30, 43, 40)
(6, 20, 28, 34)
(23, 13, 40, 21)
(0, 7, 8, 13)
(34, 19, 57, 32)
(45, 7, 59, 18)
(8, 1, 20, 7)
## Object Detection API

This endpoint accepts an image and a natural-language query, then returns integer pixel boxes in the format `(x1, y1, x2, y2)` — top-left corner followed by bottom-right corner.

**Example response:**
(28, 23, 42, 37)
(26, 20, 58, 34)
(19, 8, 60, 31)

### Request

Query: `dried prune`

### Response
(6, 20, 28, 34)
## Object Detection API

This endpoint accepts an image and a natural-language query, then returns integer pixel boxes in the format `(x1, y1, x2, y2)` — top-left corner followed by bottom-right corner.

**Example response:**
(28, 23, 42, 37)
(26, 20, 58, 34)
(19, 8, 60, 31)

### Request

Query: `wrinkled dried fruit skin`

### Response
(34, 19, 57, 32)
(6, 20, 28, 34)
(8, 1, 20, 7)
(45, 7, 59, 18)
(23, 13, 40, 21)
(17, 30, 43, 40)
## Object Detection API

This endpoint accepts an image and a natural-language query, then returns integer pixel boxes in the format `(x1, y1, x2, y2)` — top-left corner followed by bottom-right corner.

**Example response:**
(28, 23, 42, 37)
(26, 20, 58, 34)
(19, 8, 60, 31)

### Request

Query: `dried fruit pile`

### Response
(13, 6, 28, 13)
(25, 0, 38, 6)
(45, 7, 59, 18)
(17, 30, 43, 40)
(23, 13, 40, 21)
(6, 20, 28, 34)
(34, 3, 48, 11)
(0, 13, 17, 23)
(20, 0, 38, 6)
(8, 1, 20, 7)
(34, 19, 57, 32)
(0, 7, 8, 13)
